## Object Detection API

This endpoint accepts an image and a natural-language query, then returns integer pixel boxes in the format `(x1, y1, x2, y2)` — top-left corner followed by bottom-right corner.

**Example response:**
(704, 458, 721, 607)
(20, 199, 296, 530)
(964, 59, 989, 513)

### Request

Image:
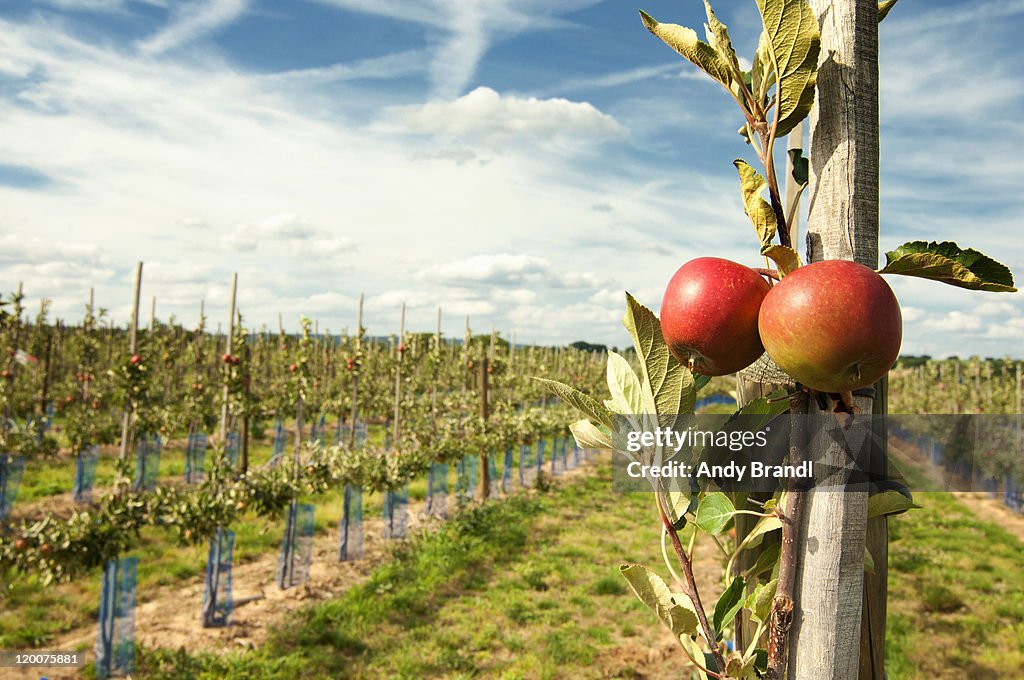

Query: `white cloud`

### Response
(137, 0, 249, 55)
(392, 86, 627, 149)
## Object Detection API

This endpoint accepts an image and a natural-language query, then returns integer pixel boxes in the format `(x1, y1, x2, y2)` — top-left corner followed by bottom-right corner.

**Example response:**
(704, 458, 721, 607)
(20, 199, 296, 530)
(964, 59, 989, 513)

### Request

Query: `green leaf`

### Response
(739, 513, 783, 551)
(639, 10, 733, 89)
(569, 419, 611, 450)
(734, 159, 778, 246)
(694, 374, 712, 392)
(713, 576, 746, 635)
(751, 29, 773, 106)
(761, 244, 801, 276)
(754, 648, 769, 672)
(867, 489, 918, 518)
(619, 564, 701, 638)
(745, 578, 778, 624)
(755, 0, 820, 137)
(879, 241, 1017, 292)
(788, 148, 809, 185)
(606, 351, 648, 415)
(703, 1, 743, 82)
(878, 0, 898, 22)
(744, 541, 781, 579)
(864, 546, 875, 574)
(622, 293, 696, 429)
(533, 378, 614, 427)
(695, 492, 736, 535)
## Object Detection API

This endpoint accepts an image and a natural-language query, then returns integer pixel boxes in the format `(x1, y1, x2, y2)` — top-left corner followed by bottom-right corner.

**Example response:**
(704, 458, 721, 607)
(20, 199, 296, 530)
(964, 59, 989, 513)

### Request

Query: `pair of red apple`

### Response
(660, 257, 902, 393)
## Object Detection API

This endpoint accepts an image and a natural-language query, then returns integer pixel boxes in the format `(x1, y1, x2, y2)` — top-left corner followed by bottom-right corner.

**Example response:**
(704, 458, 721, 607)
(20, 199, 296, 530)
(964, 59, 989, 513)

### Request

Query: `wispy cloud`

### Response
(137, 0, 248, 55)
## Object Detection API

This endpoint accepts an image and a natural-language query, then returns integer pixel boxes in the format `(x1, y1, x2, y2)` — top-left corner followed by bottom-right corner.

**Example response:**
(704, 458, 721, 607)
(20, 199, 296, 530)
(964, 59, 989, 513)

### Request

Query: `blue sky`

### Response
(0, 0, 1022, 357)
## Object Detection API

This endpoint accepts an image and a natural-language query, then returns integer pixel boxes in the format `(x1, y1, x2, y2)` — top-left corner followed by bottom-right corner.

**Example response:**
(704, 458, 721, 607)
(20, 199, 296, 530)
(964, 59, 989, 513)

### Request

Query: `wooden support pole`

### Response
(790, 1, 880, 677)
(119, 263, 143, 461)
(219, 273, 238, 441)
(393, 303, 405, 442)
(348, 294, 364, 449)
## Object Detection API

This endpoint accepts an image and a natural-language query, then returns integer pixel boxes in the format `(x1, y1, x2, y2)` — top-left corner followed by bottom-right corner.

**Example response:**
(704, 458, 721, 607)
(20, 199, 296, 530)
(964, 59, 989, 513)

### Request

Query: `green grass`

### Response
(885, 492, 1024, 679)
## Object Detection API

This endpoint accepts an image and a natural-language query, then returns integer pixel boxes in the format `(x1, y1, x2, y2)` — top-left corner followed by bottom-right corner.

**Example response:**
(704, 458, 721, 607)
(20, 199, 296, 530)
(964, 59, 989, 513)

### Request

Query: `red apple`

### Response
(660, 257, 771, 376)
(758, 259, 902, 393)
(129, 354, 142, 366)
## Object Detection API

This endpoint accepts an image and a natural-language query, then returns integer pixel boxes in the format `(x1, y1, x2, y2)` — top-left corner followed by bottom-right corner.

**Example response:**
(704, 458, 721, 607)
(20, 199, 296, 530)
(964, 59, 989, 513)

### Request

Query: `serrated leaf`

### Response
(744, 541, 781, 579)
(622, 293, 696, 429)
(756, 0, 820, 137)
(639, 10, 733, 88)
(761, 244, 801, 276)
(735, 159, 778, 246)
(620, 564, 700, 638)
(607, 351, 648, 415)
(878, 0, 898, 22)
(713, 576, 746, 635)
(879, 241, 1017, 292)
(695, 492, 736, 535)
(745, 578, 778, 624)
(694, 374, 712, 392)
(703, 1, 743, 82)
(867, 489, 917, 518)
(787, 148, 808, 185)
(533, 378, 613, 427)
(569, 419, 611, 450)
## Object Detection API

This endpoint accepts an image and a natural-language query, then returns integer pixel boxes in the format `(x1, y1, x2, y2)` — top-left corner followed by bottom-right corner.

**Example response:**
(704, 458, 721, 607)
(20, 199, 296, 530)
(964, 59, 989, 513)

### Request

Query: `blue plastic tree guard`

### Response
(536, 439, 547, 477)
(502, 447, 514, 494)
(44, 402, 55, 432)
(355, 422, 368, 449)
(202, 528, 235, 627)
(488, 452, 500, 499)
(694, 393, 738, 411)
(0, 454, 26, 520)
(568, 440, 579, 469)
(269, 419, 286, 466)
(339, 486, 364, 560)
(310, 415, 325, 446)
(383, 486, 409, 539)
(456, 454, 478, 504)
(520, 443, 536, 488)
(277, 502, 315, 589)
(132, 435, 161, 492)
(95, 557, 137, 679)
(184, 432, 207, 484)
(73, 446, 100, 503)
(426, 463, 448, 518)
(335, 422, 351, 447)
(551, 438, 564, 476)
(225, 431, 241, 467)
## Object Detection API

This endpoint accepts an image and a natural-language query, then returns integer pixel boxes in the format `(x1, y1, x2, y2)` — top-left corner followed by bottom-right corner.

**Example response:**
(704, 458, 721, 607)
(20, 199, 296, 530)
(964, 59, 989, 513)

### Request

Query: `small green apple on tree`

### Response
(537, 0, 1017, 678)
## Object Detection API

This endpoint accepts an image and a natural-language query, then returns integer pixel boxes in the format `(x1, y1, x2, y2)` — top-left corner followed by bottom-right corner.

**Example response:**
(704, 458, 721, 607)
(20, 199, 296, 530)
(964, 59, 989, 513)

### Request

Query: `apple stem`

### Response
(753, 268, 781, 282)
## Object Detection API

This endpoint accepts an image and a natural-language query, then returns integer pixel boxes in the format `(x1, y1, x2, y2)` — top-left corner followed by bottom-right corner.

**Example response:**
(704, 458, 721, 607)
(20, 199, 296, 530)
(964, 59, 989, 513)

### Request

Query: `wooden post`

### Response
(478, 351, 490, 503)
(393, 303, 405, 441)
(790, 1, 879, 677)
(348, 294, 364, 449)
(785, 121, 806, 251)
(220, 273, 238, 441)
(119, 263, 143, 461)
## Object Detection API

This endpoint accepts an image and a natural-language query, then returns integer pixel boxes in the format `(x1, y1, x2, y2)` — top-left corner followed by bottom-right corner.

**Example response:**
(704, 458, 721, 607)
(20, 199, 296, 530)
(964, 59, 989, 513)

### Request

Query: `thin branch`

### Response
(657, 494, 728, 676)
(765, 390, 809, 679)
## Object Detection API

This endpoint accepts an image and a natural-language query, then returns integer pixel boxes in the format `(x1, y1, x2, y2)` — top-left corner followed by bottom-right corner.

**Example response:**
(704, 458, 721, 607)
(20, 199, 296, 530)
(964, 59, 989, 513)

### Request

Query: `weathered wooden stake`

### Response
(219, 273, 238, 441)
(789, 1, 880, 677)
(118, 263, 143, 461)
